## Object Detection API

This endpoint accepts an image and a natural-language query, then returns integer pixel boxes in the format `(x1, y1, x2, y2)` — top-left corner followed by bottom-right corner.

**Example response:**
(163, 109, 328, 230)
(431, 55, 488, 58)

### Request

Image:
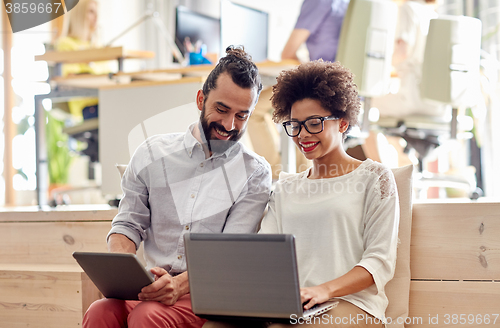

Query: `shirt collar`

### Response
(183, 122, 201, 158)
(183, 121, 240, 159)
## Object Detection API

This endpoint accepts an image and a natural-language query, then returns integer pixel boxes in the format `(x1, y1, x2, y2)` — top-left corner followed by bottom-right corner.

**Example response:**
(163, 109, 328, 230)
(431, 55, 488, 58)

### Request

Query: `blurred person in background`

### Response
(372, 0, 446, 118)
(281, 0, 350, 62)
(56, 0, 109, 121)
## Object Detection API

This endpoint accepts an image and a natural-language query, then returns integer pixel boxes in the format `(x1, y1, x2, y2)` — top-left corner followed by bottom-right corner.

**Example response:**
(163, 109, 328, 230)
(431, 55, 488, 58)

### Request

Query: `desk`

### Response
(35, 46, 155, 75)
(56, 59, 300, 87)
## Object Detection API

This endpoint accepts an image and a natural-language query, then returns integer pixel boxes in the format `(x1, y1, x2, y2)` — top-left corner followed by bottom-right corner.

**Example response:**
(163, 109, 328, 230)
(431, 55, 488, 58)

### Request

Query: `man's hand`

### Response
(138, 268, 188, 305)
(300, 285, 330, 310)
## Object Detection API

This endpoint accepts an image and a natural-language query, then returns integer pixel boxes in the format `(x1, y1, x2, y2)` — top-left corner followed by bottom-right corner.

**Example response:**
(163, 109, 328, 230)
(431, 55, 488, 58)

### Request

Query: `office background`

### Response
(1, 0, 500, 206)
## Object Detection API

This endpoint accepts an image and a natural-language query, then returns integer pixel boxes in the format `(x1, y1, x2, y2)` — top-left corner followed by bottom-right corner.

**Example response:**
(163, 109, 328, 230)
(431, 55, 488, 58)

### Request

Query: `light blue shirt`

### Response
(108, 121, 272, 274)
(295, 0, 350, 62)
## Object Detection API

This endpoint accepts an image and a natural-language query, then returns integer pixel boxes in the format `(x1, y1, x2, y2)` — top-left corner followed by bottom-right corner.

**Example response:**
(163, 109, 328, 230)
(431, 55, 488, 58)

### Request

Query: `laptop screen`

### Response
(184, 233, 302, 319)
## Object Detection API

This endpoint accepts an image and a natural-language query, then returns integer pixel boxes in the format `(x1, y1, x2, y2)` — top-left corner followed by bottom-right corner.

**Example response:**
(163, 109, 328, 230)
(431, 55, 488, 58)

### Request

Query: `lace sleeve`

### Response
(366, 165, 397, 200)
(358, 163, 399, 297)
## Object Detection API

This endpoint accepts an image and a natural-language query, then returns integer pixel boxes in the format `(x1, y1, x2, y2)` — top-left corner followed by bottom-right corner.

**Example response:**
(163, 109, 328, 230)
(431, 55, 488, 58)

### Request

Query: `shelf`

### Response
(63, 118, 99, 136)
(35, 46, 155, 64)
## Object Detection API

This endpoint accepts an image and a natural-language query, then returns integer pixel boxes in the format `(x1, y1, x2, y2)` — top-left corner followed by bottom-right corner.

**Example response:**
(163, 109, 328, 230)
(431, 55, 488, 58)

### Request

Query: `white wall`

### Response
(231, 0, 303, 61)
(97, 0, 147, 72)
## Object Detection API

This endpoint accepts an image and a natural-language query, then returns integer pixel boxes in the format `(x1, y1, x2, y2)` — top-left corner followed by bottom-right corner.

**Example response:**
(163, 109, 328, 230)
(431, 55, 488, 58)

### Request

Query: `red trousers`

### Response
(82, 294, 207, 328)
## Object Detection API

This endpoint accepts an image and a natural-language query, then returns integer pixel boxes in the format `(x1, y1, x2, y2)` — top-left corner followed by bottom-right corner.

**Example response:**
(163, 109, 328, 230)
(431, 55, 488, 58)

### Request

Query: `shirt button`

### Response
(177, 255, 182, 260)
(200, 163, 204, 167)
(185, 225, 189, 230)
(190, 194, 195, 198)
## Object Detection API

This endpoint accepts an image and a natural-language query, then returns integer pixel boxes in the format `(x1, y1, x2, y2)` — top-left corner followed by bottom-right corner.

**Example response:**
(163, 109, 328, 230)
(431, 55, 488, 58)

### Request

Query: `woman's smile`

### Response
(299, 141, 319, 152)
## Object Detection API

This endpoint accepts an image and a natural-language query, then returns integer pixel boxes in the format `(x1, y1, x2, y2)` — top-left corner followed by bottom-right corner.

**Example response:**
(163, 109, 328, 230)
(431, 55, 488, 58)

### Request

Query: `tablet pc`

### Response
(73, 252, 154, 300)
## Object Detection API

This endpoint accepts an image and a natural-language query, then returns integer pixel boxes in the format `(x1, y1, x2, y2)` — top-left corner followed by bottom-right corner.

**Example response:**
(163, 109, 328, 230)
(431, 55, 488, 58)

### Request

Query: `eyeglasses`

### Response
(282, 115, 340, 137)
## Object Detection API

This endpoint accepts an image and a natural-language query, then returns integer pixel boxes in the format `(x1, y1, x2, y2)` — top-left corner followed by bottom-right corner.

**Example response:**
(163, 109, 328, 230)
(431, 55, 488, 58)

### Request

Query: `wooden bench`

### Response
(407, 201, 500, 327)
(0, 202, 499, 327)
(0, 205, 117, 327)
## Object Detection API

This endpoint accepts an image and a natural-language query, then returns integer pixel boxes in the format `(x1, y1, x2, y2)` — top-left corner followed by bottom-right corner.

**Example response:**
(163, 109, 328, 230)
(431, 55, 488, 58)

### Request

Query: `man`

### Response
(281, 0, 350, 62)
(83, 46, 272, 328)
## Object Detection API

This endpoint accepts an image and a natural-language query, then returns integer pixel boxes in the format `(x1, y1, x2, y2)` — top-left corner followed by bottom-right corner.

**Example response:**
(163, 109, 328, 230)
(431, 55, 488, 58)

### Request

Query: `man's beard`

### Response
(200, 105, 245, 154)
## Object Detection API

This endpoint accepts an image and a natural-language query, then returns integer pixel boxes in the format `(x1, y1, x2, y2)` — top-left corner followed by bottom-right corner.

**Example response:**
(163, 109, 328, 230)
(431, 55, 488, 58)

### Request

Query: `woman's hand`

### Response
(299, 267, 375, 310)
(300, 285, 331, 310)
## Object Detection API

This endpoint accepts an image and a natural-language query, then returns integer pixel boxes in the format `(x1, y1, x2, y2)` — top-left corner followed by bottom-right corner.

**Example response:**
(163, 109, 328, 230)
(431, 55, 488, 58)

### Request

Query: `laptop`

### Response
(73, 252, 154, 300)
(184, 233, 338, 322)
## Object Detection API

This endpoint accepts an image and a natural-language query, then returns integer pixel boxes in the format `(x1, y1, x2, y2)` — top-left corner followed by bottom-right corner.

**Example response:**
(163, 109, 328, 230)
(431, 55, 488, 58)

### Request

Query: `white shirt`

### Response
(109, 122, 272, 274)
(259, 159, 399, 321)
(396, 0, 438, 79)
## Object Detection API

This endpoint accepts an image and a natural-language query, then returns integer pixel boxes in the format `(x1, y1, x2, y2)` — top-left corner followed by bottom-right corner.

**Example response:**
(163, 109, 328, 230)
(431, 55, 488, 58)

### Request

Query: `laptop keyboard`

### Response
(303, 303, 333, 318)
(303, 304, 318, 315)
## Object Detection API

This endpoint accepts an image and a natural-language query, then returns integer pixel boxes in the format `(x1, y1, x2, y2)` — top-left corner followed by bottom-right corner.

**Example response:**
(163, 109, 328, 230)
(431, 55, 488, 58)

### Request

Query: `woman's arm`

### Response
(301, 167, 399, 310)
(300, 266, 374, 310)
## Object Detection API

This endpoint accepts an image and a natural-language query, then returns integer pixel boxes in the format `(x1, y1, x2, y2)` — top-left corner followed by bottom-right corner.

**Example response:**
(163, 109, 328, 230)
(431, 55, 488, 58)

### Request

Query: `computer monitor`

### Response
(220, 0, 269, 62)
(175, 6, 221, 57)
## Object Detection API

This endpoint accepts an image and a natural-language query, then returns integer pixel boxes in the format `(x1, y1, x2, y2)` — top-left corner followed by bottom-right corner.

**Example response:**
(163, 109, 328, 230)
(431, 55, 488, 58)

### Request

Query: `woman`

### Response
(260, 60, 400, 327)
(56, 0, 108, 120)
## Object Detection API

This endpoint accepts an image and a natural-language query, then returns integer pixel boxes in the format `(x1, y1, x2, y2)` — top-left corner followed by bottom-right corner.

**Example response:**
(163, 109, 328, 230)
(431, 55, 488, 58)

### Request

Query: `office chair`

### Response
(336, 0, 398, 134)
(375, 15, 483, 199)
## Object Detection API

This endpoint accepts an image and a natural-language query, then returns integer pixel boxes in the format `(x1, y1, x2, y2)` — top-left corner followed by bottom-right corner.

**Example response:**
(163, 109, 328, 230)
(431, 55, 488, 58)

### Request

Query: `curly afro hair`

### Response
(271, 60, 361, 140)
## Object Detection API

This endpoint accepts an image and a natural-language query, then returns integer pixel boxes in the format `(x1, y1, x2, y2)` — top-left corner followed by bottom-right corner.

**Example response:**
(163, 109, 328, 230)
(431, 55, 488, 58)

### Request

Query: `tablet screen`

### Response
(73, 252, 154, 300)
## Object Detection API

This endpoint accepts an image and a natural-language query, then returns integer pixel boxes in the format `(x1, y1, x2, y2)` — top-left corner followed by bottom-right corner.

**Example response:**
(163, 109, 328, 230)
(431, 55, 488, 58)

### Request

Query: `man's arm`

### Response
(221, 164, 272, 233)
(281, 29, 310, 61)
(108, 233, 137, 254)
(107, 149, 150, 251)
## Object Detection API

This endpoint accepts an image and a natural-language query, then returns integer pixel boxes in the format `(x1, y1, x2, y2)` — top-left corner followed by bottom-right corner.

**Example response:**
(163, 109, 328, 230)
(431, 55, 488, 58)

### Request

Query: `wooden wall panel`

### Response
(0, 205, 118, 222)
(410, 202, 500, 280)
(0, 207, 114, 326)
(0, 268, 88, 328)
(408, 281, 500, 328)
(0, 221, 111, 265)
(81, 272, 103, 317)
